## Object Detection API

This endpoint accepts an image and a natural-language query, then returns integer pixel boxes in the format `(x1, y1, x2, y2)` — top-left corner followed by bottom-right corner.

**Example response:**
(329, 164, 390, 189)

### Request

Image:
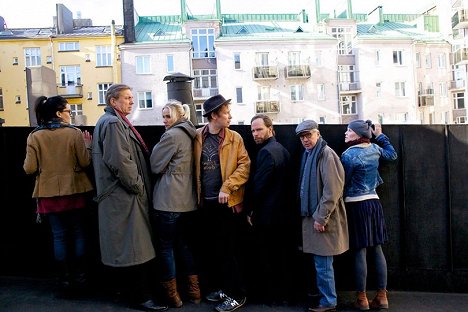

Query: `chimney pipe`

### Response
(347, 0, 353, 19)
(378, 6, 383, 25)
(123, 0, 136, 43)
(315, 0, 321, 24)
(216, 0, 222, 21)
(180, 0, 187, 23)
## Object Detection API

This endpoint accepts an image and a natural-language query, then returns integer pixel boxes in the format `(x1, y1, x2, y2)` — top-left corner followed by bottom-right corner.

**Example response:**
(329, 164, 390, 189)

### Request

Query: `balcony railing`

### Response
(418, 97, 434, 107)
(255, 100, 280, 114)
(452, 9, 468, 29)
(452, 48, 468, 65)
(252, 66, 279, 80)
(450, 80, 465, 90)
(57, 84, 83, 98)
(193, 87, 219, 99)
(339, 82, 361, 92)
(285, 65, 311, 79)
(418, 89, 434, 96)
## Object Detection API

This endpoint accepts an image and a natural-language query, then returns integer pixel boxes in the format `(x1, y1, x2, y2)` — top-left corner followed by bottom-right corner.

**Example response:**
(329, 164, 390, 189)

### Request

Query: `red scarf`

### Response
(346, 137, 370, 147)
(115, 109, 150, 154)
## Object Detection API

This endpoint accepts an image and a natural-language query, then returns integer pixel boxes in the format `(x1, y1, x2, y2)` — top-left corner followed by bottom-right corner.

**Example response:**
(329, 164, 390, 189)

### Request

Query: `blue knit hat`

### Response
(348, 119, 372, 139)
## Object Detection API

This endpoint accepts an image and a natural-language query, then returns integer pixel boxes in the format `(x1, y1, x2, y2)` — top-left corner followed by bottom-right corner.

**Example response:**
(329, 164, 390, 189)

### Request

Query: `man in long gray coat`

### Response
(92, 84, 167, 311)
(296, 120, 349, 312)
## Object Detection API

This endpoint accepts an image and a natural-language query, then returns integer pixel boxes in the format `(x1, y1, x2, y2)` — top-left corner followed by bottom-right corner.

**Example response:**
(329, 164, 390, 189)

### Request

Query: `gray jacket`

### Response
(150, 120, 197, 212)
(92, 106, 155, 267)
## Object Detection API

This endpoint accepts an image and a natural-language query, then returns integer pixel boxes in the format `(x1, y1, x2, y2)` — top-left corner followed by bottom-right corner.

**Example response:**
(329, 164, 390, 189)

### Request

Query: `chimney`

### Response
(180, 0, 187, 23)
(315, 0, 321, 24)
(216, 0, 222, 21)
(123, 0, 136, 43)
(347, 0, 353, 19)
(378, 6, 384, 25)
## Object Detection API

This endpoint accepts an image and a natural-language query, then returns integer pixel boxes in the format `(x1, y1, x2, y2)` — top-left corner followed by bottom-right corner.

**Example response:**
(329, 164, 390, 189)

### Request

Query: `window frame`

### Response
(96, 45, 112, 67)
(58, 42, 80, 52)
(395, 82, 406, 97)
(393, 50, 403, 65)
(340, 95, 357, 115)
(24, 47, 41, 67)
(137, 91, 153, 109)
(236, 87, 243, 104)
(191, 28, 215, 59)
(97, 83, 112, 105)
(234, 52, 241, 70)
(453, 92, 465, 109)
(135, 55, 151, 74)
(290, 84, 304, 101)
(60, 65, 81, 86)
(166, 54, 174, 73)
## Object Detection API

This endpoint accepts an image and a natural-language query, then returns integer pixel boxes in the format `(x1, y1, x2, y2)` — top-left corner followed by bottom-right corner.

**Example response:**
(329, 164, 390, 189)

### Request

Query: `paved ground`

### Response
(1, 276, 468, 312)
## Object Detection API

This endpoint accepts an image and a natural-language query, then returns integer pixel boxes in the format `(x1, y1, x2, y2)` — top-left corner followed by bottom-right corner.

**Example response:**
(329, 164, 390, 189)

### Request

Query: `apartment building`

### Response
(0, 4, 123, 126)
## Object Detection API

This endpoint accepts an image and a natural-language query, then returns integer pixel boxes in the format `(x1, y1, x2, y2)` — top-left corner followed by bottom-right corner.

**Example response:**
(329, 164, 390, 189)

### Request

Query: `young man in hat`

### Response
(295, 120, 349, 312)
(194, 94, 251, 312)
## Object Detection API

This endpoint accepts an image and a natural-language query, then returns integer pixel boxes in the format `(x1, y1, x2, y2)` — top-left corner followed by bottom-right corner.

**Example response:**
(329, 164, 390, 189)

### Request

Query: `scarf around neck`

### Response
(299, 137, 324, 217)
(114, 108, 149, 154)
(32, 119, 73, 133)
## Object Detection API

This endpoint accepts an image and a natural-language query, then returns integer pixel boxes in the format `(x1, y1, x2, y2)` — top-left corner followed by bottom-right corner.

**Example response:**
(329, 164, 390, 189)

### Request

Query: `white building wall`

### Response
(120, 43, 191, 125)
(215, 39, 341, 125)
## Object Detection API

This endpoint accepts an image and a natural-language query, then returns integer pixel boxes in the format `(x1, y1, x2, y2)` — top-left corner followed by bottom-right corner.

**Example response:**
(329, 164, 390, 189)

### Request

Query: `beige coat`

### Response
(194, 125, 250, 207)
(24, 126, 93, 198)
(301, 143, 349, 256)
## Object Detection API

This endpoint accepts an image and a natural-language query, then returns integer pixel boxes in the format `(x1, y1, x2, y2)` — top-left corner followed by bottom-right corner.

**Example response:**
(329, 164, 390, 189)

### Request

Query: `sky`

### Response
(0, 0, 437, 28)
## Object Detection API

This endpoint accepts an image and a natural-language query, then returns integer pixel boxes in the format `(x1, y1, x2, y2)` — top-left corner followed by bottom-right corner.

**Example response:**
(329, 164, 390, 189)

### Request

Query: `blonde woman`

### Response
(150, 101, 199, 307)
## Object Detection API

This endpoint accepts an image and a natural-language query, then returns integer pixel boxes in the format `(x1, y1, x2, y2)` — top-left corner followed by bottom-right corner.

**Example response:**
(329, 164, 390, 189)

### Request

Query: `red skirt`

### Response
(37, 193, 88, 214)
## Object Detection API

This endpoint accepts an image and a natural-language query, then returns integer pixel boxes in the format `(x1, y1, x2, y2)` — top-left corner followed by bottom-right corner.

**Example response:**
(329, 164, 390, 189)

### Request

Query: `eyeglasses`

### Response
(299, 132, 313, 140)
(61, 109, 72, 114)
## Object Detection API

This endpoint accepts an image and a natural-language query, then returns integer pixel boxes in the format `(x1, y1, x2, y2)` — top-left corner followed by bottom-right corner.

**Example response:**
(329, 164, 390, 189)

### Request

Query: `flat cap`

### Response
(295, 120, 319, 135)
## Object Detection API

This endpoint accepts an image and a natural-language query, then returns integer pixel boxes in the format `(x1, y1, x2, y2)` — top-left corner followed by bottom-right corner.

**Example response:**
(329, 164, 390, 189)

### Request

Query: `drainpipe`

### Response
(111, 20, 118, 83)
(315, 0, 321, 23)
(302, 9, 307, 23)
(216, 0, 222, 21)
(180, 0, 187, 23)
(347, 0, 353, 19)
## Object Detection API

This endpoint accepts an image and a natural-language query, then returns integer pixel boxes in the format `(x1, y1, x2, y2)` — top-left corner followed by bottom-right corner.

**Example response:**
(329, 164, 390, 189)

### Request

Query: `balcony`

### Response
(252, 66, 278, 80)
(285, 65, 311, 79)
(450, 80, 465, 90)
(419, 89, 434, 96)
(339, 82, 361, 93)
(57, 84, 83, 98)
(452, 48, 468, 65)
(193, 87, 219, 99)
(255, 100, 280, 114)
(452, 9, 468, 29)
(337, 54, 355, 65)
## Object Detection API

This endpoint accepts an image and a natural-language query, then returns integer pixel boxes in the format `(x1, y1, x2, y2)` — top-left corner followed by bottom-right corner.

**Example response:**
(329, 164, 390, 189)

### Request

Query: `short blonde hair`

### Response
(162, 100, 191, 126)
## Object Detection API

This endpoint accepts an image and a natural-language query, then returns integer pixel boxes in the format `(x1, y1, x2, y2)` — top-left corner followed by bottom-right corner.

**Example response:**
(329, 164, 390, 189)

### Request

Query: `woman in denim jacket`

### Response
(341, 120, 397, 311)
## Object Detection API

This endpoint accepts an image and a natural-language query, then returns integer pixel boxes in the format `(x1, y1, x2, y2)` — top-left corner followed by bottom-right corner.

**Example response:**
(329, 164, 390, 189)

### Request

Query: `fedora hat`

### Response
(203, 94, 231, 117)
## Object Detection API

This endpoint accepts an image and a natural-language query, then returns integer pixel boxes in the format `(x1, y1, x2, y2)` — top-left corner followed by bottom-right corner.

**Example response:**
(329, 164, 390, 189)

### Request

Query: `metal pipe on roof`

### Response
(180, 0, 187, 23)
(315, 0, 321, 24)
(216, 0, 222, 21)
(347, 0, 353, 19)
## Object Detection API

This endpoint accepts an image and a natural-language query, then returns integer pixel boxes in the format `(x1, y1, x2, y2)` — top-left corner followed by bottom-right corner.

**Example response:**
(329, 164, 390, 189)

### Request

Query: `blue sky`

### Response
(0, 0, 437, 28)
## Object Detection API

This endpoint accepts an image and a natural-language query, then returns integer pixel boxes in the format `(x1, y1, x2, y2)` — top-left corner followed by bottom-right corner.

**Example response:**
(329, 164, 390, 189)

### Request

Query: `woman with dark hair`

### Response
(150, 100, 199, 307)
(341, 120, 397, 311)
(24, 95, 93, 295)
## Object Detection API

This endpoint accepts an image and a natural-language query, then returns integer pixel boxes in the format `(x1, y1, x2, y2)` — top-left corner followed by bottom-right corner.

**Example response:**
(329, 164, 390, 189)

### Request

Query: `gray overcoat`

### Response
(150, 120, 197, 212)
(92, 106, 155, 267)
(301, 141, 349, 256)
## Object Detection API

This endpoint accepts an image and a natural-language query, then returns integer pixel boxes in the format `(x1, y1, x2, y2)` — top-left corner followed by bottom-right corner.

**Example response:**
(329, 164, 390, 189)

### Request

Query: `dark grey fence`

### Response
(1, 125, 467, 292)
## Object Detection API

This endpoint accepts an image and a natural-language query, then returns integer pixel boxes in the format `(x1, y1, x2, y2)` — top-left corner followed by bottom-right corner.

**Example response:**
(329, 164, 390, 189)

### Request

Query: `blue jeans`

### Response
(48, 209, 87, 263)
(354, 245, 387, 291)
(154, 211, 196, 281)
(314, 255, 337, 307)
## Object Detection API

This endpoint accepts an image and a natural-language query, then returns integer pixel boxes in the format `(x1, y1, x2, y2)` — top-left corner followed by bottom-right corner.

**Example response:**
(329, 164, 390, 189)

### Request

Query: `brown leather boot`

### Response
(354, 291, 369, 310)
(186, 275, 201, 304)
(161, 278, 183, 308)
(369, 289, 388, 309)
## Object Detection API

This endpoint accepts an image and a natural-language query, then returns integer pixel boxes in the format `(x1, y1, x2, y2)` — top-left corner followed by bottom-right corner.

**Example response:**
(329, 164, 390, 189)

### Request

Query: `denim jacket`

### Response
(341, 134, 397, 198)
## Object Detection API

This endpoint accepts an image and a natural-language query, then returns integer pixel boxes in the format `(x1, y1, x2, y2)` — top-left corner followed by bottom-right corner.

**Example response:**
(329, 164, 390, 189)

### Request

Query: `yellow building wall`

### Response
(0, 34, 124, 126)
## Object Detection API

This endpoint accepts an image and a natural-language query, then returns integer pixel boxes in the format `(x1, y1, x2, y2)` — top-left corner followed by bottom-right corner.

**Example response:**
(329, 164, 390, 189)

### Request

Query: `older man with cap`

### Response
(296, 120, 349, 312)
(194, 94, 250, 312)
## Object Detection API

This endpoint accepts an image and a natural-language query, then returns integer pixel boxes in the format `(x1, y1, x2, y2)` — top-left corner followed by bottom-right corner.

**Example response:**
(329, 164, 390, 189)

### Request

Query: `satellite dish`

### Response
(0, 16, 5, 31)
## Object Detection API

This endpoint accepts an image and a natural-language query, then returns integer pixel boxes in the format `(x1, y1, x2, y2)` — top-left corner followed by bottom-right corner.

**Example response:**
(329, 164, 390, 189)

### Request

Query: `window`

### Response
(24, 48, 41, 67)
(415, 53, 421, 68)
(236, 87, 243, 104)
(376, 50, 381, 66)
(59, 42, 79, 51)
(438, 53, 447, 68)
(12, 57, 18, 65)
(341, 95, 356, 115)
(425, 54, 432, 68)
(166, 55, 174, 73)
(291, 85, 304, 101)
(314, 50, 322, 66)
(234, 53, 241, 69)
(135, 55, 151, 74)
(137, 91, 153, 109)
(330, 26, 352, 55)
(393, 50, 403, 65)
(317, 84, 325, 100)
(70, 104, 83, 116)
(439, 82, 447, 97)
(98, 83, 112, 105)
(46, 56, 52, 64)
(288, 51, 301, 66)
(453, 92, 465, 109)
(456, 116, 467, 124)
(395, 82, 406, 97)
(194, 103, 206, 124)
(258, 86, 270, 101)
(376, 82, 382, 97)
(193, 69, 218, 97)
(255, 52, 269, 66)
(96, 46, 112, 67)
(191, 28, 215, 58)
(15, 95, 21, 103)
(60, 65, 81, 86)
(0, 88, 3, 110)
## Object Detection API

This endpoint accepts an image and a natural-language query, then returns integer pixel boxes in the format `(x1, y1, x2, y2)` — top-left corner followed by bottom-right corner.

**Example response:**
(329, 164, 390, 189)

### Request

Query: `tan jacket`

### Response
(194, 125, 251, 208)
(24, 126, 93, 198)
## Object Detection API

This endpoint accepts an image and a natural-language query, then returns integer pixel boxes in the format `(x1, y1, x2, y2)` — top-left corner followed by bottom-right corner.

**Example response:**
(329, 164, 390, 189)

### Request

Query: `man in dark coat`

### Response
(247, 114, 291, 304)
